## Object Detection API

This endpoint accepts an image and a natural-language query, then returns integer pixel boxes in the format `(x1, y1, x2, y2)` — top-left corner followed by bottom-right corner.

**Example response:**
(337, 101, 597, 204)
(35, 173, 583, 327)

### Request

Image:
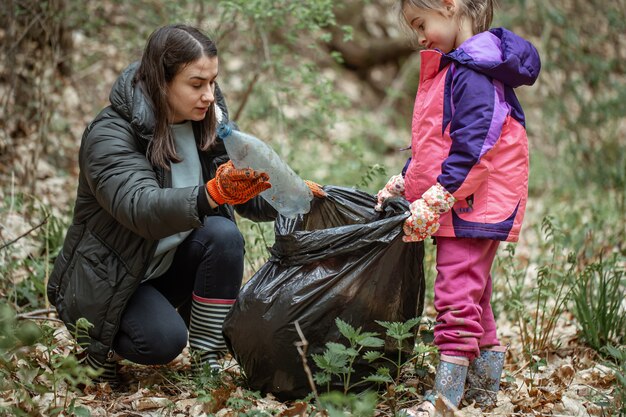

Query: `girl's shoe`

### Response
(400, 355, 469, 416)
(463, 346, 507, 409)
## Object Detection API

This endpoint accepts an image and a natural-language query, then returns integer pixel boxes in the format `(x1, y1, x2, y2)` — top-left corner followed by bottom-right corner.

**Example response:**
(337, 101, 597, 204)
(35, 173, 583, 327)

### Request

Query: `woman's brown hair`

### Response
(134, 24, 218, 169)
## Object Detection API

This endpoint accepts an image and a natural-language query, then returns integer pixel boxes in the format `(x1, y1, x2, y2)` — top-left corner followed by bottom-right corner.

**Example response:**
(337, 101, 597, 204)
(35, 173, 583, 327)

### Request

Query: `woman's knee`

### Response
(148, 323, 188, 365)
(116, 286, 190, 365)
(155, 326, 188, 365)
(196, 217, 244, 260)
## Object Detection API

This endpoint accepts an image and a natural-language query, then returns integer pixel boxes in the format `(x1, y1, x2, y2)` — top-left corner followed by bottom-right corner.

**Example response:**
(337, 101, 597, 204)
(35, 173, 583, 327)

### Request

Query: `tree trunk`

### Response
(0, 0, 74, 189)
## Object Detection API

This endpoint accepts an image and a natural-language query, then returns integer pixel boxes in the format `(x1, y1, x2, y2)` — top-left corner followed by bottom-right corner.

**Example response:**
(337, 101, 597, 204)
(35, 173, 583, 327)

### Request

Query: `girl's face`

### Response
(167, 55, 218, 124)
(403, 2, 461, 53)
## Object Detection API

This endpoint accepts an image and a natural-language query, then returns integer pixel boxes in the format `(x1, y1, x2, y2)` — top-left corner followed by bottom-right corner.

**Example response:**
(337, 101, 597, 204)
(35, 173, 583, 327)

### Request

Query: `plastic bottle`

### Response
(217, 122, 313, 218)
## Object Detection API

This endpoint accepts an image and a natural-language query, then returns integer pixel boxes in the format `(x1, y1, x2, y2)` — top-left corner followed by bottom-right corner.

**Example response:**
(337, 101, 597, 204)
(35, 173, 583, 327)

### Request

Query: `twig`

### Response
(16, 308, 56, 318)
(294, 320, 322, 411)
(15, 315, 63, 323)
(0, 213, 49, 251)
(233, 72, 260, 122)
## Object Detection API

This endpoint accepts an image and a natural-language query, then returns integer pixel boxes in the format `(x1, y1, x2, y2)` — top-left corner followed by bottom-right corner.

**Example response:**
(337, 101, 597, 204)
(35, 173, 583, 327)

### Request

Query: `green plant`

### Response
(601, 344, 625, 417)
(318, 390, 378, 417)
(358, 164, 387, 189)
(498, 216, 575, 380)
(0, 305, 94, 416)
(571, 254, 625, 352)
(0, 191, 66, 312)
(375, 318, 421, 381)
(313, 318, 385, 394)
(312, 317, 437, 415)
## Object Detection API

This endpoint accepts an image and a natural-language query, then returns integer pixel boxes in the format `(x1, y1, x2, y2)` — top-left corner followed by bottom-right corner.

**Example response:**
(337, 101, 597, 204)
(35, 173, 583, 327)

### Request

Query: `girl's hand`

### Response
(375, 174, 405, 211)
(206, 161, 271, 205)
(402, 183, 456, 242)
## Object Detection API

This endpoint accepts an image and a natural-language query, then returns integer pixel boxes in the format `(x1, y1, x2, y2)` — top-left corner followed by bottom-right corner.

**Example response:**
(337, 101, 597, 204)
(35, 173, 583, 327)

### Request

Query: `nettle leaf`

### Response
(345, 347, 360, 358)
(335, 318, 359, 341)
(363, 351, 384, 362)
(326, 342, 349, 356)
(404, 317, 422, 330)
(364, 373, 393, 384)
(314, 372, 332, 385)
(413, 343, 436, 355)
(376, 318, 420, 340)
(357, 335, 385, 348)
(376, 320, 393, 330)
(312, 353, 326, 368)
(314, 348, 350, 374)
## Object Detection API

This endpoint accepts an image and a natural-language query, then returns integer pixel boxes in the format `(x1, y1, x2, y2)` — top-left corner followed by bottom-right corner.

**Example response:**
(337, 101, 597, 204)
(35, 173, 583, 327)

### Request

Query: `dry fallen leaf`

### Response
(278, 401, 309, 417)
(133, 396, 172, 411)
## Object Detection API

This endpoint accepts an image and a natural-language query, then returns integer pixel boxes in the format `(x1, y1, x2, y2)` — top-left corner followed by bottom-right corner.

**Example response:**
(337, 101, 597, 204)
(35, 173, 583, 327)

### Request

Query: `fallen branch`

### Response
(0, 213, 50, 251)
(294, 320, 321, 413)
(16, 307, 56, 318)
(15, 315, 63, 323)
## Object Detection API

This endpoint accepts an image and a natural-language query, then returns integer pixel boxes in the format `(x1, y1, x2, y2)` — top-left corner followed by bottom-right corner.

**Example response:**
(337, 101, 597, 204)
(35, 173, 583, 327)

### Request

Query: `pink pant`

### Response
(433, 237, 501, 360)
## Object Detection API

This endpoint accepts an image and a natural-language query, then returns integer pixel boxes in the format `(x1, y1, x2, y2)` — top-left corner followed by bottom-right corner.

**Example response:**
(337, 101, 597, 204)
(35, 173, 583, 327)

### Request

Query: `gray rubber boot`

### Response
(431, 354, 469, 407)
(400, 355, 469, 416)
(464, 346, 507, 409)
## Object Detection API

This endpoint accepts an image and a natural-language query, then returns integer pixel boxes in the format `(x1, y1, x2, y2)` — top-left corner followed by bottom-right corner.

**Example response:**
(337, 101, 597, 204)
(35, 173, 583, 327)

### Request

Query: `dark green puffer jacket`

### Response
(47, 62, 276, 363)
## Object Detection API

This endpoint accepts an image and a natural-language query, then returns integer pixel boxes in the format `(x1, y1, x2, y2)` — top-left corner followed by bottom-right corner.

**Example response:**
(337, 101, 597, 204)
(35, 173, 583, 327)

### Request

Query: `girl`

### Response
(47, 24, 323, 384)
(375, 0, 540, 414)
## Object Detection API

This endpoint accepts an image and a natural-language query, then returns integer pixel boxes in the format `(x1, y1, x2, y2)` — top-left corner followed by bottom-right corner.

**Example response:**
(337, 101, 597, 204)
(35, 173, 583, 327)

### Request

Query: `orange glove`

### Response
(304, 180, 326, 198)
(206, 161, 271, 205)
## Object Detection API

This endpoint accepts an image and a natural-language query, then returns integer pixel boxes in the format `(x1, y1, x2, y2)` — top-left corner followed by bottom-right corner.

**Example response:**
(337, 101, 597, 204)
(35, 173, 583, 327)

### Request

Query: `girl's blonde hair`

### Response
(398, 0, 495, 35)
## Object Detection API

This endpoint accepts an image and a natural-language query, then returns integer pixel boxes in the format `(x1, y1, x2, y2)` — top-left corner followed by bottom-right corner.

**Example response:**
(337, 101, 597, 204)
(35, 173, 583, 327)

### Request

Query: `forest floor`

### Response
(2, 297, 619, 417)
(0, 5, 623, 416)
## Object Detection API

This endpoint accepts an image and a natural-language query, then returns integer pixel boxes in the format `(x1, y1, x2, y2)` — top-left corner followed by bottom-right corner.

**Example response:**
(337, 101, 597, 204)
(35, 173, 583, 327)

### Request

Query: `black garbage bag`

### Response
(223, 186, 425, 400)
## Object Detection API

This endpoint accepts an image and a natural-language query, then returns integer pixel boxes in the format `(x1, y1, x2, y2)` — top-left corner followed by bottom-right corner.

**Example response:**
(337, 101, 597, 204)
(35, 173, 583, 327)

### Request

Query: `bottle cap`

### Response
(216, 122, 233, 139)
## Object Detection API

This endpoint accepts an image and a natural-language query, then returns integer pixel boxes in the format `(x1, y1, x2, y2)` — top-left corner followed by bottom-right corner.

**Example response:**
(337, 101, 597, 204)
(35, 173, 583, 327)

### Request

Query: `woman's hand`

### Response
(206, 161, 271, 205)
(304, 180, 326, 198)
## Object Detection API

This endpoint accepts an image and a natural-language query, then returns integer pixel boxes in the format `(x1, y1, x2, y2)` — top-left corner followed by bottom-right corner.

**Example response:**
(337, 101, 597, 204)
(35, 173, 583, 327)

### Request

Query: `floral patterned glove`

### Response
(402, 183, 456, 242)
(375, 174, 405, 212)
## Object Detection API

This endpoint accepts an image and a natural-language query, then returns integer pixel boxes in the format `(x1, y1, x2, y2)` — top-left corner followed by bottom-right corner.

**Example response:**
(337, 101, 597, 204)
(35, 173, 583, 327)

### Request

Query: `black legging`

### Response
(112, 215, 245, 365)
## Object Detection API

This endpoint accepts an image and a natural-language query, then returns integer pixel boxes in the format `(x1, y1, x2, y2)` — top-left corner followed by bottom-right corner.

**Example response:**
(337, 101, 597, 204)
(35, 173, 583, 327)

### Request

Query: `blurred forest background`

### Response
(0, 0, 624, 416)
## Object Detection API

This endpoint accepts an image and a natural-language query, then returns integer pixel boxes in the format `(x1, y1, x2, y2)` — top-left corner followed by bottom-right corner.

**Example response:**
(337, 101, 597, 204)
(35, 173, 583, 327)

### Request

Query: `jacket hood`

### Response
(447, 27, 541, 88)
(109, 61, 155, 137)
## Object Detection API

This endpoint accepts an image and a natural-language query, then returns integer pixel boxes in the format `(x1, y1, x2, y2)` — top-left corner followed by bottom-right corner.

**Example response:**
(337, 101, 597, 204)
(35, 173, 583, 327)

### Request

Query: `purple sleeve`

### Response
(437, 66, 508, 198)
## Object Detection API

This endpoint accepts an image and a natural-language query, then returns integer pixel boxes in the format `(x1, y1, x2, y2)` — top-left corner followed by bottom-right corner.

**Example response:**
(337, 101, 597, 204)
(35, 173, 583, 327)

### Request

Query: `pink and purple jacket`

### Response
(403, 28, 541, 242)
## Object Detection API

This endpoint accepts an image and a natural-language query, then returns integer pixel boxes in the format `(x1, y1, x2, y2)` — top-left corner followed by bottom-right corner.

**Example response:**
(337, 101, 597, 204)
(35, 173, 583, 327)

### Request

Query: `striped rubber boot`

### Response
(464, 346, 507, 409)
(188, 294, 235, 372)
(84, 354, 118, 385)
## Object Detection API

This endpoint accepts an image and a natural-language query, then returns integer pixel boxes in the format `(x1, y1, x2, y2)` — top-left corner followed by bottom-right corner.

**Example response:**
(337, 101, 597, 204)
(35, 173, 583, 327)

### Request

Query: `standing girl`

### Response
(47, 24, 323, 384)
(375, 0, 540, 414)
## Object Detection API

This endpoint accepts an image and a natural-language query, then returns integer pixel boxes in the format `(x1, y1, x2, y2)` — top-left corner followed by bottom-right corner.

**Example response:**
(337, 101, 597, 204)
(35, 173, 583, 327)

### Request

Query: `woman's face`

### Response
(167, 55, 219, 124)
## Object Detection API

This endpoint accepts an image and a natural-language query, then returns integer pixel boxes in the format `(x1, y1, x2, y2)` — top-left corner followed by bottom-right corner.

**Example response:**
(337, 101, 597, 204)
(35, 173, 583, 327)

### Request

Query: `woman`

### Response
(47, 24, 323, 383)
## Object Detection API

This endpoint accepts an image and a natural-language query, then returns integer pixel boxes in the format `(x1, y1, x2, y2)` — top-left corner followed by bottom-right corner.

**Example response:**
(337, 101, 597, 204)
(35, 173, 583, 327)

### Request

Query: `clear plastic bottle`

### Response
(217, 123, 313, 218)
